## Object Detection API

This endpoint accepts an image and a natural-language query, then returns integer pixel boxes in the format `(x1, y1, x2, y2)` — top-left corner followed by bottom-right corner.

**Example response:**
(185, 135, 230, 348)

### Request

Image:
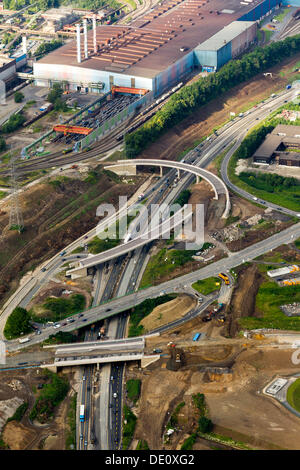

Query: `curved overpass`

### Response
(105, 159, 230, 218)
(67, 160, 229, 278)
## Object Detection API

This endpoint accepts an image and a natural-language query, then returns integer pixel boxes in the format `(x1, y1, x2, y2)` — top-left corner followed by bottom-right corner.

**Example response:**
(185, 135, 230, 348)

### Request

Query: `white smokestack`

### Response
(83, 18, 88, 59)
(76, 23, 81, 63)
(93, 15, 97, 54)
(22, 36, 27, 54)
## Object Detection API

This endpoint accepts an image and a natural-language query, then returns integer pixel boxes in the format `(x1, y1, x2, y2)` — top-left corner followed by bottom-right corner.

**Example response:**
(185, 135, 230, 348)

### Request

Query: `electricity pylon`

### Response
(9, 152, 24, 233)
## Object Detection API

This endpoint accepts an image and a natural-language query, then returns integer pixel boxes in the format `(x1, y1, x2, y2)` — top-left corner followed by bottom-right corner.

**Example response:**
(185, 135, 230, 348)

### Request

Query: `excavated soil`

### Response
(225, 264, 263, 337)
(128, 346, 300, 450)
(140, 294, 196, 332)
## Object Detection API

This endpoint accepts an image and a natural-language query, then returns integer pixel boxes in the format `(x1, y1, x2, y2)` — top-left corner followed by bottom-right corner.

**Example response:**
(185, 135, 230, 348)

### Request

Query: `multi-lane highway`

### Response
(2, 82, 300, 452)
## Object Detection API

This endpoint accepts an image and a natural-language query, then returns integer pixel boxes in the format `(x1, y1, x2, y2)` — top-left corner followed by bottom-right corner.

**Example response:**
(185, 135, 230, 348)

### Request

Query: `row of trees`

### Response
(239, 171, 300, 193)
(235, 124, 275, 160)
(125, 34, 300, 158)
(34, 39, 63, 57)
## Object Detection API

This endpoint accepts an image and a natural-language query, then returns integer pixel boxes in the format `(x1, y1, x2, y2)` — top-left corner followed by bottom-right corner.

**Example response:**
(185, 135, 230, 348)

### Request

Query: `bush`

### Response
(126, 379, 141, 403)
(181, 433, 197, 450)
(198, 416, 213, 433)
(0, 137, 6, 152)
(14, 91, 24, 103)
(4, 307, 31, 339)
(1, 112, 26, 134)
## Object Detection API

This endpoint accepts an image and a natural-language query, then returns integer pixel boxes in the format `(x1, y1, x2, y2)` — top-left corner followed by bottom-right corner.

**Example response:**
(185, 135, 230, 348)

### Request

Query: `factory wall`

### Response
(33, 62, 153, 93)
(231, 22, 257, 58)
(153, 51, 194, 96)
(11, 53, 27, 70)
(238, 0, 281, 21)
(0, 61, 16, 82)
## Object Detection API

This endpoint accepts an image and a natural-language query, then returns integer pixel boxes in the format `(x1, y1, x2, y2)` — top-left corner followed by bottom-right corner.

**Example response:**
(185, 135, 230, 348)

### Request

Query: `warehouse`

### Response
(253, 125, 300, 165)
(33, 0, 282, 96)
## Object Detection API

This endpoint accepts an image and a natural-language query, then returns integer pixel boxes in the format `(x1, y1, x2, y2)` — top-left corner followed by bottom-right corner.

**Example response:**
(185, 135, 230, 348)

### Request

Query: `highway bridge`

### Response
(66, 159, 230, 279)
(41, 337, 159, 370)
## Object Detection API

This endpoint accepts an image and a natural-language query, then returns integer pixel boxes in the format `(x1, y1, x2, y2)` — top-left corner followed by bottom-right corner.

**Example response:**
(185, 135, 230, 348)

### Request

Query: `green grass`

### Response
(126, 379, 141, 403)
(192, 277, 221, 295)
(122, 405, 137, 449)
(128, 294, 176, 337)
(286, 378, 300, 412)
(30, 294, 86, 323)
(140, 248, 198, 287)
(66, 394, 77, 450)
(239, 281, 300, 331)
(168, 401, 185, 429)
(273, 7, 290, 22)
(29, 369, 69, 424)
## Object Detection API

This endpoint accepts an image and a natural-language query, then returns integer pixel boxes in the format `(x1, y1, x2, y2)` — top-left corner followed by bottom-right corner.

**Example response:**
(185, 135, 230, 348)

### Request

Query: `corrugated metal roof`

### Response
(195, 20, 256, 51)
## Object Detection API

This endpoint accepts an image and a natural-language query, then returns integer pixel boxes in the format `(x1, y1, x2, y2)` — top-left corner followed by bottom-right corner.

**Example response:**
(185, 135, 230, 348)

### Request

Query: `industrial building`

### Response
(33, 0, 284, 96)
(253, 125, 300, 165)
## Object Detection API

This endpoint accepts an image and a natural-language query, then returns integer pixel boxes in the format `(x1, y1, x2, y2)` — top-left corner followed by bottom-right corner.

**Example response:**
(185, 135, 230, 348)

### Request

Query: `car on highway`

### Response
(80, 434, 83, 441)
(82, 375, 86, 381)
(113, 392, 117, 398)
(84, 440, 88, 446)
(82, 319, 87, 322)
(62, 322, 67, 326)
(41, 267, 47, 272)
(78, 314, 84, 318)
(106, 308, 111, 312)
(297, 214, 300, 218)
(53, 324, 61, 329)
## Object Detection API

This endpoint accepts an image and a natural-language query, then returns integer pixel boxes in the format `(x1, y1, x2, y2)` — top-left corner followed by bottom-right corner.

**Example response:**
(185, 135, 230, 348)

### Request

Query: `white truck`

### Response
(19, 337, 30, 344)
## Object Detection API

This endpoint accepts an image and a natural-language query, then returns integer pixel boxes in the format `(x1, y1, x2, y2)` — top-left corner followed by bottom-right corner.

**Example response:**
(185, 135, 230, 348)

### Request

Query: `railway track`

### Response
(1, 82, 182, 178)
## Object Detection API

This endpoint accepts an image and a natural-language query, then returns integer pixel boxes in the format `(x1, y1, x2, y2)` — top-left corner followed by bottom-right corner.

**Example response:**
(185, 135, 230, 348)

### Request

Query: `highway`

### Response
(1, 81, 300, 452)
(3, 86, 300, 352)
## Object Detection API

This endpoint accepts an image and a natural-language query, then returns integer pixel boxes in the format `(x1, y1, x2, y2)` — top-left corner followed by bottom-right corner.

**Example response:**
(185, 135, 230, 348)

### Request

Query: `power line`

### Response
(9, 151, 24, 234)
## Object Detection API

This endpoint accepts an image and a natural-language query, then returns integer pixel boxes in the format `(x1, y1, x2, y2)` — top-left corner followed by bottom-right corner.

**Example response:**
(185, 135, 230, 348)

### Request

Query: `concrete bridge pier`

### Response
(160, 166, 163, 177)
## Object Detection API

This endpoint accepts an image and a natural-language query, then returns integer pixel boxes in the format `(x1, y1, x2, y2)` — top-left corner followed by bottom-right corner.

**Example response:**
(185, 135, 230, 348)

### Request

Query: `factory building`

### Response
(33, 0, 282, 97)
(194, 21, 257, 72)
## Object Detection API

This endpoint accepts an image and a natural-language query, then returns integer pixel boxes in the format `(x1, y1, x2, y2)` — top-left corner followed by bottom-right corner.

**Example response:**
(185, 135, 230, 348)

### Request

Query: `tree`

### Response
(198, 416, 213, 433)
(0, 136, 6, 152)
(14, 91, 24, 103)
(4, 307, 32, 339)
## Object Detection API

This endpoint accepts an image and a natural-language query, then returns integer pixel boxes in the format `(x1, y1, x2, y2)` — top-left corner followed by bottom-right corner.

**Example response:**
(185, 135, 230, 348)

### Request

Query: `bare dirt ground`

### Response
(0, 171, 143, 308)
(0, 368, 77, 450)
(138, 53, 300, 162)
(128, 346, 300, 450)
(140, 294, 197, 332)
